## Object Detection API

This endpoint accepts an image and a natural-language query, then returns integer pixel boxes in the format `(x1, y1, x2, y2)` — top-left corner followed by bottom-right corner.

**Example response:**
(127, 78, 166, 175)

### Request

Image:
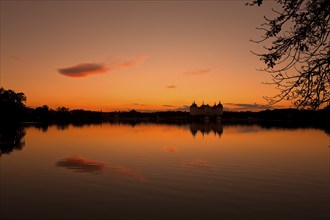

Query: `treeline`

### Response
(109, 110, 189, 123)
(1, 87, 329, 127)
(223, 108, 330, 134)
(0, 87, 189, 124)
(223, 108, 329, 123)
(0, 87, 104, 124)
(26, 106, 106, 124)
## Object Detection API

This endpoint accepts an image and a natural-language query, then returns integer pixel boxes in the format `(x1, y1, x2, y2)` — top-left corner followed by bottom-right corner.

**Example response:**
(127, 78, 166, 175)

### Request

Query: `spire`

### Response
(190, 101, 197, 108)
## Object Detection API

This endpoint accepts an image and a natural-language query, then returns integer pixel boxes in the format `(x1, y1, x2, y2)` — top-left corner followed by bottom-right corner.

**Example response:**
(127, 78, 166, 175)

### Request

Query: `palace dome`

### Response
(190, 102, 197, 108)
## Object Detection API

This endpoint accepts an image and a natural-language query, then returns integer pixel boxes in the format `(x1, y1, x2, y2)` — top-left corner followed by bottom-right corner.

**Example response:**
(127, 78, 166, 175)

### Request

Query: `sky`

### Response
(0, 0, 289, 112)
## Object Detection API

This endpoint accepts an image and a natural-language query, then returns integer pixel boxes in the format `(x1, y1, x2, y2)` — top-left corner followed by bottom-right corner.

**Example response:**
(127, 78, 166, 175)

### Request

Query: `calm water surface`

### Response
(1, 123, 329, 220)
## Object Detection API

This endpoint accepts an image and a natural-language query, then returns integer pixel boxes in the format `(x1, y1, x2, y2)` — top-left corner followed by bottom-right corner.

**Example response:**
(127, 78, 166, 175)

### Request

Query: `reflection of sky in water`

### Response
(2, 124, 329, 220)
(224, 125, 264, 134)
(110, 165, 147, 182)
(56, 156, 147, 182)
(56, 156, 106, 173)
(182, 159, 212, 169)
(164, 146, 177, 152)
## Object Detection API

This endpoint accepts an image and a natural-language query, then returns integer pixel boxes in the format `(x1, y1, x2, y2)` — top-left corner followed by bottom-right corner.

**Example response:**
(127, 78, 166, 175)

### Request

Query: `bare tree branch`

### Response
(250, 0, 330, 109)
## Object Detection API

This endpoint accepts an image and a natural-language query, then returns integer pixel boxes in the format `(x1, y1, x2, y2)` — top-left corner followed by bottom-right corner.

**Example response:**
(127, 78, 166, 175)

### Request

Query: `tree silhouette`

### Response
(34, 105, 51, 121)
(0, 87, 27, 121)
(250, 0, 329, 109)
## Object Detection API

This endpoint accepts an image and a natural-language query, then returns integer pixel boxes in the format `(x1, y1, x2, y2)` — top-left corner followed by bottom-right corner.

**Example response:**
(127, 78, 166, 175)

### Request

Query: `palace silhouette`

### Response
(190, 101, 223, 122)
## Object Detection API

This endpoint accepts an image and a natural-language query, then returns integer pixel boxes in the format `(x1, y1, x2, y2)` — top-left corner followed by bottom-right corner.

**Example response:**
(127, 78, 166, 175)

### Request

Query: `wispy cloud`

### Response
(58, 55, 148, 78)
(109, 55, 148, 71)
(131, 103, 146, 107)
(163, 104, 174, 108)
(174, 105, 190, 111)
(224, 103, 280, 111)
(184, 68, 213, 76)
(7, 54, 26, 62)
(162, 105, 189, 111)
(166, 85, 176, 89)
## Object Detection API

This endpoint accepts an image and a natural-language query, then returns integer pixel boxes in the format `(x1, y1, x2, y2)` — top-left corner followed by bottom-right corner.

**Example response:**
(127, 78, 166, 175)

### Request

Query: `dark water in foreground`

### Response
(0, 123, 329, 220)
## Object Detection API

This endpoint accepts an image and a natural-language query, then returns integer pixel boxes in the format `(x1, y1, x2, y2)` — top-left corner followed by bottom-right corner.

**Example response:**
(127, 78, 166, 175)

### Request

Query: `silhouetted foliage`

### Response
(56, 106, 69, 112)
(222, 107, 329, 132)
(0, 87, 328, 133)
(34, 105, 51, 122)
(250, 0, 330, 109)
(0, 87, 27, 121)
(0, 125, 26, 156)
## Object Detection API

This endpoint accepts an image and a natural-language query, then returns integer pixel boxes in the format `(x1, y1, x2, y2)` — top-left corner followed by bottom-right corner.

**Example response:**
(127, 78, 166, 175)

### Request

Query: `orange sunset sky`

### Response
(0, 0, 290, 112)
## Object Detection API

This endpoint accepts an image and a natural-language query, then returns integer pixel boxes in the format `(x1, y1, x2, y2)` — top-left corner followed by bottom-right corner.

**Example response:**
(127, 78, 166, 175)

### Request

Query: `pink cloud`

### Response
(109, 55, 148, 71)
(58, 55, 148, 78)
(7, 54, 26, 62)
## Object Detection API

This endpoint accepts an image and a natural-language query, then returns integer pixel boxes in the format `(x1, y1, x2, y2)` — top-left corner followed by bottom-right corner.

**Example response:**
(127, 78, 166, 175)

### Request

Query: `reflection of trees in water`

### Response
(34, 123, 49, 132)
(321, 125, 330, 137)
(190, 123, 223, 137)
(0, 125, 26, 156)
(56, 123, 69, 131)
(33, 122, 106, 132)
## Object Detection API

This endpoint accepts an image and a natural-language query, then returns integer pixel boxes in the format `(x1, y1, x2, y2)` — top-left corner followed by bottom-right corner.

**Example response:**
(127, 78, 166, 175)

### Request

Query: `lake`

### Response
(0, 123, 329, 220)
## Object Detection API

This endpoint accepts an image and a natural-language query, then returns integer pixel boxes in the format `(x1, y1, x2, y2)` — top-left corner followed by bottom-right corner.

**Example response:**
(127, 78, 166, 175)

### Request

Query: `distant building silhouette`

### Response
(190, 101, 223, 116)
(190, 101, 223, 122)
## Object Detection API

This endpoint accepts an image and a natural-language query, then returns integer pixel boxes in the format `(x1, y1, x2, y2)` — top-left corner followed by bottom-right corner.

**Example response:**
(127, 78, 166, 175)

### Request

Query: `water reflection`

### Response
(0, 125, 26, 156)
(190, 122, 223, 137)
(110, 164, 147, 182)
(34, 123, 49, 132)
(56, 156, 107, 173)
(164, 146, 177, 152)
(56, 156, 147, 182)
(56, 123, 70, 131)
(49, 121, 225, 137)
(182, 159, 212, 169)
(2, 123, 329, 220)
